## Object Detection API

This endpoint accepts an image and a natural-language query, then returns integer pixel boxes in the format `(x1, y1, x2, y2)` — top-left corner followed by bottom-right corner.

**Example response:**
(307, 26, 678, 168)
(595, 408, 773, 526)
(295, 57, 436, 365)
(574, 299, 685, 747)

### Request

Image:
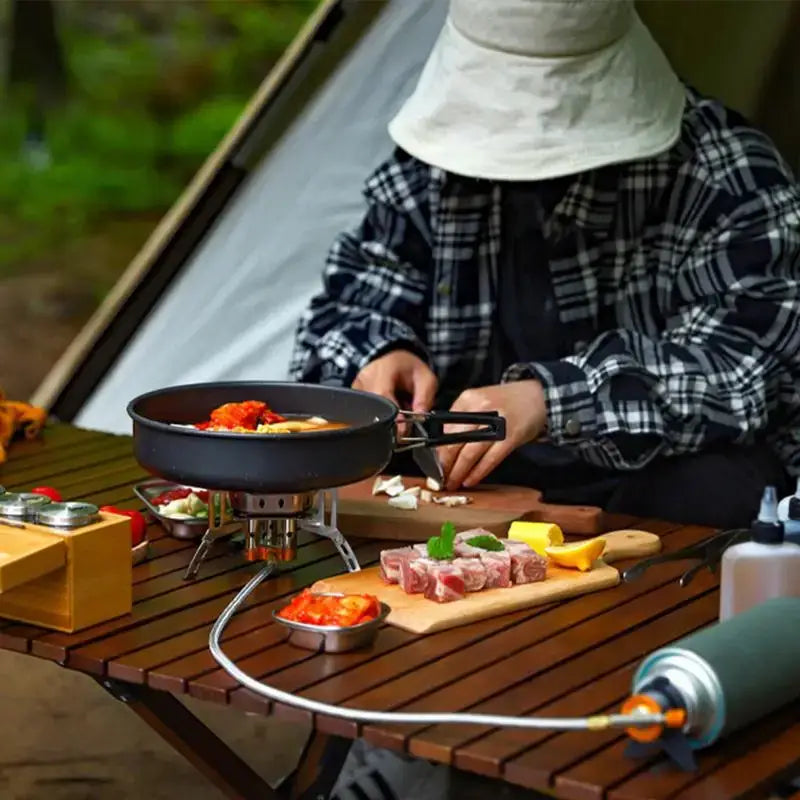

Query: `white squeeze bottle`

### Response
(719, 486, 800, 622)
(777, 476, 800, 544)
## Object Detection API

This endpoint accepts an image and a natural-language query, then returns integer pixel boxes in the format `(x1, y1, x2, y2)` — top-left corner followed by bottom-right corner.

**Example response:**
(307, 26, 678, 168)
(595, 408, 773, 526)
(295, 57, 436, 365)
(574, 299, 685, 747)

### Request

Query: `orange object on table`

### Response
(277, 589, 380, 627)
(0, 390, 47, 465)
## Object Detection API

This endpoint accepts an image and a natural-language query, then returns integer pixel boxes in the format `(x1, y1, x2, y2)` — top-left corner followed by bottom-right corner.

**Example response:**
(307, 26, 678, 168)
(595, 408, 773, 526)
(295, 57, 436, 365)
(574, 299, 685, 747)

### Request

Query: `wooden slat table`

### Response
(1, 424, 797, 800)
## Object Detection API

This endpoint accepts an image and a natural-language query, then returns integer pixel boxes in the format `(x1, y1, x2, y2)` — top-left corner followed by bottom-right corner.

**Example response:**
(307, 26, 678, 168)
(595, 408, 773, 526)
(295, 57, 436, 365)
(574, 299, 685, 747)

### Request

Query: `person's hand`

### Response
(352, 350, 438, 424)
(438, 380, 547, 490)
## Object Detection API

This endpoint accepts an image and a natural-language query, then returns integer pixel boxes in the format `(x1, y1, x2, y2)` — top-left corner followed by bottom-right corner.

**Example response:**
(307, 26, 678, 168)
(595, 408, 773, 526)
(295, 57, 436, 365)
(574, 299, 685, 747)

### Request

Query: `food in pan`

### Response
(185, 400, 348, 434)
(277, 589, 381, 627)
(380, 524, 549, 603)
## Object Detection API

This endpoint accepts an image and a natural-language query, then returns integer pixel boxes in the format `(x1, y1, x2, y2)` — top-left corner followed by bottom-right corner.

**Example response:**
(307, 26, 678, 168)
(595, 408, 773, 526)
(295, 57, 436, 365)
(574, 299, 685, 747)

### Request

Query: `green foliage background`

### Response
(0, 0, 319, 277)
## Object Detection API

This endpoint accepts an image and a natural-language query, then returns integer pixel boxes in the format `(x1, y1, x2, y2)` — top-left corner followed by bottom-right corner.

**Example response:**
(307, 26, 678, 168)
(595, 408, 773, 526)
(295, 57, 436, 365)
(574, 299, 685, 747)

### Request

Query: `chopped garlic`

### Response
(388, 493, 418, 510)
(384, 476, 406, 496)
(420, 489, 433, 503)
(307, 416, 328, 424)
(433, 495, 472, 507)
(425, 476, 442, 492)
(372, 474, 405, 496)
(399, 486, 420, 497)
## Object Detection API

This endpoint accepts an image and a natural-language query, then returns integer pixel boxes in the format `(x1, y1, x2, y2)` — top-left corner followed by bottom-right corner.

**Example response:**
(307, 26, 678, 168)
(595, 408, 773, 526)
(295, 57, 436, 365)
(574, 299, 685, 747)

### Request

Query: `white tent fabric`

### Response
(75, 0, 446, 435)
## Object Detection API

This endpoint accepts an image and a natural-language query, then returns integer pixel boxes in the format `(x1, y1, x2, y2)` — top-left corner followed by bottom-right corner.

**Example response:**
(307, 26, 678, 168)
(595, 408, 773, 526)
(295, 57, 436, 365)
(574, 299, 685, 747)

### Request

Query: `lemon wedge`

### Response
(507, 521, 564, 556)
(545, 537, 607, 572)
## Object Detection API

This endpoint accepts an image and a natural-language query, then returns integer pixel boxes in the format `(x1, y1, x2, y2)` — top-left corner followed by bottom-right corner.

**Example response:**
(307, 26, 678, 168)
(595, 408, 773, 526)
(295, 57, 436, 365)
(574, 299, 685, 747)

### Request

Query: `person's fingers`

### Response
(461, 441, 514, 488)
(411, 365, 438, 413)
(437, 420, 475, 475)
(445, 440, 493, 491)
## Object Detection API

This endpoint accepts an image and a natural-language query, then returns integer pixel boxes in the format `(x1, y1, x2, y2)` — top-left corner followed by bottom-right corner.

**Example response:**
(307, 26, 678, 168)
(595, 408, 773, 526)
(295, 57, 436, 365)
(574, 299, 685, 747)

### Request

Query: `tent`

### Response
(32, 0, 800, 436)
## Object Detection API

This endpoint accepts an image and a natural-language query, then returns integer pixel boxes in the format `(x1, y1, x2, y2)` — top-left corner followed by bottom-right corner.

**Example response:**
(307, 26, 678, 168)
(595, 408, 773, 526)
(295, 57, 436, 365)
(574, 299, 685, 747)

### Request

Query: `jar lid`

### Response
(0, 492, 52, 518)
(36, 501, 99, 529)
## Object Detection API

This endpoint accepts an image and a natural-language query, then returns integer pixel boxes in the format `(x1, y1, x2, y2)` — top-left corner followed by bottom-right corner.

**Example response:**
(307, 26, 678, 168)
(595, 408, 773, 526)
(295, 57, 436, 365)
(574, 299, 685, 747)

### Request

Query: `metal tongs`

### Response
(622, 527, 750, 587)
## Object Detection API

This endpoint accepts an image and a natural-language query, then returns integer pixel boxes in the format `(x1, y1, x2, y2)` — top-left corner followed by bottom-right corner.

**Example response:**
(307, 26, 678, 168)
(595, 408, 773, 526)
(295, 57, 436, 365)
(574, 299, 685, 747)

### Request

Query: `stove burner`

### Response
(229, 491, 314, 518)
(244, 518, 297, 563)
(183, 488, 359, 580)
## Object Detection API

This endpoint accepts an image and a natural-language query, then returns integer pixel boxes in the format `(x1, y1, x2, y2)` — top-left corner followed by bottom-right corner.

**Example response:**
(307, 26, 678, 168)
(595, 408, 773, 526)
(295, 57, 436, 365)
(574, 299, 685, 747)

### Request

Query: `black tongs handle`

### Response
(677, 528, 751, 587)
(622, 528, 747, 583)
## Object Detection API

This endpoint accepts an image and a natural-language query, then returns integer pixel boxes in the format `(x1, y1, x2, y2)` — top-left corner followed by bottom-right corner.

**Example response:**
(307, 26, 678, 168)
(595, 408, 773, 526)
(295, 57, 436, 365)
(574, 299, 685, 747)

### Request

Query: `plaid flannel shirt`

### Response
(289, 88, 800, 474)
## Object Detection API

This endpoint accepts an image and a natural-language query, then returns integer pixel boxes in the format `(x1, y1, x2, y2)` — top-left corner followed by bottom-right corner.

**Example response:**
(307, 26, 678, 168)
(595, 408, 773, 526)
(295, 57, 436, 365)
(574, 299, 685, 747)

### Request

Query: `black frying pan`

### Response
(127, 382, 505, 494)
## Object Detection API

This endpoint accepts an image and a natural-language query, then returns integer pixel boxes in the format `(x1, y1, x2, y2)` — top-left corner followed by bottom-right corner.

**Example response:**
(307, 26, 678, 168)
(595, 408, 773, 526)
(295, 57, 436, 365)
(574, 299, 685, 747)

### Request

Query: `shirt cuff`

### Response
(502, 359, 597, 446)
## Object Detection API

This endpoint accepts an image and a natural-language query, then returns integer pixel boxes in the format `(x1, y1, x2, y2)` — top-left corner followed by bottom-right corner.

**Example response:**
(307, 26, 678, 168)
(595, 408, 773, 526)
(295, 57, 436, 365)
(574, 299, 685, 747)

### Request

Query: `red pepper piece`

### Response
(30, 486, 62, 502)
(99, 505, 147, 547)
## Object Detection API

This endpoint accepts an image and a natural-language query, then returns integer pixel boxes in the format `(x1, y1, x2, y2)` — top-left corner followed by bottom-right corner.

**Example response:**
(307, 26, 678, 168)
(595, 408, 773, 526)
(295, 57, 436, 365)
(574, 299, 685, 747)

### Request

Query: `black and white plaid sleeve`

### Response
(288, 150, 434, 386)
(506, 181, 800, 472)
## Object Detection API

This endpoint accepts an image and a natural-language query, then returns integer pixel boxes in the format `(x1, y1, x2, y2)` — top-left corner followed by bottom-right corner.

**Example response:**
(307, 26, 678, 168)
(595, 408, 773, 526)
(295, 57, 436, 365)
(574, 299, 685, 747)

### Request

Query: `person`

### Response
(289, 0, 800, 796)
(291, 0, 800, 533)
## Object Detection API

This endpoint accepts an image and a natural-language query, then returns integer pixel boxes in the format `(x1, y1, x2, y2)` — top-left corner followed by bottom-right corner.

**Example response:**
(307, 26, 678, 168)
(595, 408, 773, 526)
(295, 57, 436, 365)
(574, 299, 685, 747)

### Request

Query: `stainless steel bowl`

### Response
(133, 479, 230, 540)
(272, 593, 390, 653)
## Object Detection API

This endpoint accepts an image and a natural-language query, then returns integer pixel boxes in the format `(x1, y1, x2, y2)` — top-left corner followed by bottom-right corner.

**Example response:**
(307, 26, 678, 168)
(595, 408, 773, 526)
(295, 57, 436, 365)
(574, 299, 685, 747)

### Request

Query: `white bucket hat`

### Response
(388, 0, 686, 181)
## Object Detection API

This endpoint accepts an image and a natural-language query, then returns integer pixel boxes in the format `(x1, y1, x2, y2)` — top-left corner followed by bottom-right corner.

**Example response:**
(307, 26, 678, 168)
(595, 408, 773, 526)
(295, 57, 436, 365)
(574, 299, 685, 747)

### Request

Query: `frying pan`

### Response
(127, 382, 505, 494)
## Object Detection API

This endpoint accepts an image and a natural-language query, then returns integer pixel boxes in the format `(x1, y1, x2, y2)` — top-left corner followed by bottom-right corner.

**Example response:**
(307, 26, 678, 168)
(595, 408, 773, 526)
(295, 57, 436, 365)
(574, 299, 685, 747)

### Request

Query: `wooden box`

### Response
(0, 512, 132, 632)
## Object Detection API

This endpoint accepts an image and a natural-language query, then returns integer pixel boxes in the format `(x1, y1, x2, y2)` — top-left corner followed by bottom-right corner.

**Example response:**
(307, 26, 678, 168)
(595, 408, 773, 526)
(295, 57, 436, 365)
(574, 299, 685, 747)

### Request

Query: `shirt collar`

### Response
(436, 165, 621, 236)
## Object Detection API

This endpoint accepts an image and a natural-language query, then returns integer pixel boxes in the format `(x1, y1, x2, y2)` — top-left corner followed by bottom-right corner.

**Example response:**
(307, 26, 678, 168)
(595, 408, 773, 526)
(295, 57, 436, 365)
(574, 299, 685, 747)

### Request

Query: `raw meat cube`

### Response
(480, 550, 512, 588)
(379, 547, 416, 584)
(455, 528, 496, 542)
(412, 543, 429, 557)
(454, 541, 484, 558)
(399, 557, 433, 594)
(503, 540, 548, 584)
(452, 557, 487, 592)
(424, 563, 466, 603)
(454, 529, 500, 558)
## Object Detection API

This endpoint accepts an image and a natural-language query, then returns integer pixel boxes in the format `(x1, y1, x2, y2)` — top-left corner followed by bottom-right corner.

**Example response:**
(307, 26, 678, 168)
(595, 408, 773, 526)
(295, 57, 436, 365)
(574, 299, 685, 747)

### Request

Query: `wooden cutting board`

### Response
(312, 529, 660, 634)
(333, 476, 604, 540)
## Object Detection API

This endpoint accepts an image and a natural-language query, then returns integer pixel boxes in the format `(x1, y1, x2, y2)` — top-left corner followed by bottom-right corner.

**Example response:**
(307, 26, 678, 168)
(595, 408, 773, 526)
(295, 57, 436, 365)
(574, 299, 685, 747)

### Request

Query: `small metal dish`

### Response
(0, 492, 52, 521)
(133, 479, 218, 540)
(36, 501, 98, 530)
(272, 592, 390, 653)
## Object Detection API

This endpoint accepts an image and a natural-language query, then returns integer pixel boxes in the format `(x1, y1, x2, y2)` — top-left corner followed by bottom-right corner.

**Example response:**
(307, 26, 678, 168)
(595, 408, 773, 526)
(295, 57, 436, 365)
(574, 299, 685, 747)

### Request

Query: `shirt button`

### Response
(437, 282, 451, 296)
(564, 418, 581, 437)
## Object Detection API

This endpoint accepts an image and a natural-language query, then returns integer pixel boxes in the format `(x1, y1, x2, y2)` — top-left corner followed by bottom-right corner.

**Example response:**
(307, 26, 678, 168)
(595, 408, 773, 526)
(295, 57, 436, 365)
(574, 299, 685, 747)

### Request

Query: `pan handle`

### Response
(395, 410, 506, 450)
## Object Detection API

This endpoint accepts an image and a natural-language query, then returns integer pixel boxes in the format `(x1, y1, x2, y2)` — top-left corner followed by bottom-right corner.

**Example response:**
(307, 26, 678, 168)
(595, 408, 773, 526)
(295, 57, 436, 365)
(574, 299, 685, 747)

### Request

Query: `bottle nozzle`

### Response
(752, 485, 784, 543)
(758, 486, 779, 524)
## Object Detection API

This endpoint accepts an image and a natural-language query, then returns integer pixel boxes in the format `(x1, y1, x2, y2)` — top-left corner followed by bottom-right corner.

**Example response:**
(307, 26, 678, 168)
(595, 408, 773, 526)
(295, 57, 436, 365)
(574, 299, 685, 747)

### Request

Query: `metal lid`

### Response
(0, 492, 52, 518)
(36, 501, 99, 529)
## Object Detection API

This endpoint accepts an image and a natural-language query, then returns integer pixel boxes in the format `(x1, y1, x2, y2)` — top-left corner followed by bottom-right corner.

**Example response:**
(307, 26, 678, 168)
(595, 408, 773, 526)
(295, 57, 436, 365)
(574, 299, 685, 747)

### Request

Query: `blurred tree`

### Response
(6, 0, 67, 168)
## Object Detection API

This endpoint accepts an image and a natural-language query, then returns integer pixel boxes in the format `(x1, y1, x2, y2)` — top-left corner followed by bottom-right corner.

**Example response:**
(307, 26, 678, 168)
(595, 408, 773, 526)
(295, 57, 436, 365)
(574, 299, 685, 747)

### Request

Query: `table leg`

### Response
(279, 732, 352, 800)
(95, 677, 279, 800)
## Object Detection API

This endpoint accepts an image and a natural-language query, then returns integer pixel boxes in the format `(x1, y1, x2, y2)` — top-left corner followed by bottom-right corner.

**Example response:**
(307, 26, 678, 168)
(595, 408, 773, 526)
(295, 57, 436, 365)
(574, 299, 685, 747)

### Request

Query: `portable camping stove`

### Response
(183, 488, 359, 580)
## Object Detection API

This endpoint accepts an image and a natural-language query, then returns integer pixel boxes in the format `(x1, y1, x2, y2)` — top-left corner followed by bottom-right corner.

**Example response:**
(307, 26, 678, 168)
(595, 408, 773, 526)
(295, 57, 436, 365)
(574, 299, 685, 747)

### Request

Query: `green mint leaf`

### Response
(426, 521, 457, 560)
(440, 521, 456, 549)
(465, 535, 504, 551)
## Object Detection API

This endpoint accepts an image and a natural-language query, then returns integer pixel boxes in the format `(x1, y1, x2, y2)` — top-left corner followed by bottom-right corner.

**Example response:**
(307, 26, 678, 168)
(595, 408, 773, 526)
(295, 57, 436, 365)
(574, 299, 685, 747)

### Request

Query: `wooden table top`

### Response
(1, 423, 798, 800)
